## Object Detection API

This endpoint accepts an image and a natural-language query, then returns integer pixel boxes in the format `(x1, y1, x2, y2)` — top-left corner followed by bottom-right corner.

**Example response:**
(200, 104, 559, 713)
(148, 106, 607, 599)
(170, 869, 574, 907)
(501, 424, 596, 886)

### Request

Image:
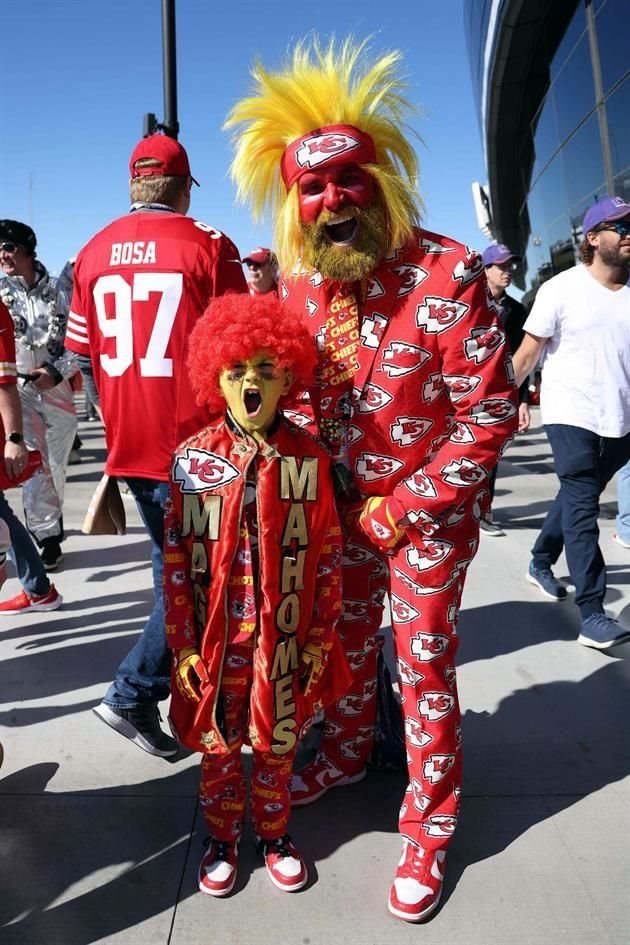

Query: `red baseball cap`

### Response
(129, 134, 199, 186)
(243, 247, 275, 265)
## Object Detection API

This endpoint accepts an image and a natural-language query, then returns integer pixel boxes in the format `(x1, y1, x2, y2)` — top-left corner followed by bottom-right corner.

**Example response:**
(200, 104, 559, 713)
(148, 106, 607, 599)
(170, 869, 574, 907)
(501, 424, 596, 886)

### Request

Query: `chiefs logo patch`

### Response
(380, 341, 431, 378)
(173, 449, 239, 493)
(407, 540, 453, 572)
(470, 399, 517, 425)
(337, 694, 364, 715)
(360, 312, 388, 349)
(296, 131, 361, 169)
(464, 325, 505, 363)
(342, 542, 377, 568)
(452, 251, 483, 286)
(283, 409, 312, 428)
(419, 236, 456, 254)
(423, 753, 455, 784)
(342, 598, 370, 621)
(366, 277, 385, 299)
(392, 263, 429, 297)
(346, 424, 364, 446)
(449, 422, 476, 444)
(280, 282, 288, 300)
(404, 470, 437, 499)
(422, 815, 457, 838)
(417, 691, 455, 721)
(356, 384, 393, 413)
(308, 271, 324, 287)
(390, 593, 421, 624)
(391, 416, 434, 447)
(394, 567, 424, 596)
(355, 452, 404, 482)
(405, 717, 433, 748)
(416, 296, 469, 333)
(443, 374, 482, 402)
(441, 458, 486, 486)
(422, 372, 445, 404)
(231, 592, 256, 620)
(411, 631, 450, 661)
(410, 778, 431, 812)
(306, 297, 319, 317)
(397, 656, 424, 686)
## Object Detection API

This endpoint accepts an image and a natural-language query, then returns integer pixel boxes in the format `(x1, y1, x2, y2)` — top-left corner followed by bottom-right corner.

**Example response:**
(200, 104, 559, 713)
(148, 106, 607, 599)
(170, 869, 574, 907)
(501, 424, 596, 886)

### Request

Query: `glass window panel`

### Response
(595, 0, 630, 94)
(605, 76, 630, 186)
(539, 154, 569, 230)
(531, 95, 560, 181)
(560, 113, 606, 212)
(550, 32, 596, 145)
(551, 2, 587, 81)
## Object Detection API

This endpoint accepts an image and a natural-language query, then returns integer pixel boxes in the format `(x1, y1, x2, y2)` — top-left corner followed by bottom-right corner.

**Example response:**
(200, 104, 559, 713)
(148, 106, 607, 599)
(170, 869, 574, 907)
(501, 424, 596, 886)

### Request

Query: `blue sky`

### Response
(1, 0, 488, 275)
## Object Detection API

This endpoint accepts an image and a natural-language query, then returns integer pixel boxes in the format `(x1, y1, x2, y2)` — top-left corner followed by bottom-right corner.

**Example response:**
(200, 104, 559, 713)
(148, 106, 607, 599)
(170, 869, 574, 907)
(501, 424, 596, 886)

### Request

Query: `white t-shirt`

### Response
(524, 264, 630, 437)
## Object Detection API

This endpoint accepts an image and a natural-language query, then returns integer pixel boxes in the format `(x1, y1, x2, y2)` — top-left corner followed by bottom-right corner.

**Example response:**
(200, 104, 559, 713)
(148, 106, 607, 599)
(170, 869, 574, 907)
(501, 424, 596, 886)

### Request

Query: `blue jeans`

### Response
(103, 478, 171, 707)
(615, 461, 630, 544)
(532, 425, 630, 617)
(0, 489, 50, 596)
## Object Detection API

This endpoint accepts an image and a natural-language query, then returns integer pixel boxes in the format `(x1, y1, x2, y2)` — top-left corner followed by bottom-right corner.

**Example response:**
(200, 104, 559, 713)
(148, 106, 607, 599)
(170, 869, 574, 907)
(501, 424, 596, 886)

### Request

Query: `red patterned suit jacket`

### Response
(164, 414, 351, 755)
(280, 228, 519, 585)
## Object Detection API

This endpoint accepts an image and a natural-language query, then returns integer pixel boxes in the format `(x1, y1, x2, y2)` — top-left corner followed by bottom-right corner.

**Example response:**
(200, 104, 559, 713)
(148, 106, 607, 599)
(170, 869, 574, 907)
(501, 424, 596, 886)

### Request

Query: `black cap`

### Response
(0, 220, 37, 256)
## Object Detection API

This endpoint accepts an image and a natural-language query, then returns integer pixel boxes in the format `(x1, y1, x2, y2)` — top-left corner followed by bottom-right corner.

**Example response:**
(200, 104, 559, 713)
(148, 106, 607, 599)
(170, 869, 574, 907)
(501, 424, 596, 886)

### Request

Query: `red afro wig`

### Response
(188, 291, 317, 415)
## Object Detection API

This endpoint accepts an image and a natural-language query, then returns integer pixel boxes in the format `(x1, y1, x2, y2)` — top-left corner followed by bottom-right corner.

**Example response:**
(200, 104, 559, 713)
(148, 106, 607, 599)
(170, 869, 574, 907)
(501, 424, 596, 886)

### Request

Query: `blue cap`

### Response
(582, 195, 630, 233)
(482, 243, 521, 266)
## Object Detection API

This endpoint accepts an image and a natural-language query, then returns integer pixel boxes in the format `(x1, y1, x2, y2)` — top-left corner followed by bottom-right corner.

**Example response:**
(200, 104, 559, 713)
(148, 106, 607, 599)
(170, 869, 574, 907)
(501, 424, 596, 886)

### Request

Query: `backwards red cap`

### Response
(280, 124, 377, 191)
(129, 134, 199, 186)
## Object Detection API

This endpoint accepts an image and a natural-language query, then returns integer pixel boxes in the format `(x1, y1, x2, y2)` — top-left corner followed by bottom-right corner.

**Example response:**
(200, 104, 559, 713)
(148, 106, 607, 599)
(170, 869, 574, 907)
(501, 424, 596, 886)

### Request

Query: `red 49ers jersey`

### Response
(66, 210, 247, 480)
(281, 228, 519, 539)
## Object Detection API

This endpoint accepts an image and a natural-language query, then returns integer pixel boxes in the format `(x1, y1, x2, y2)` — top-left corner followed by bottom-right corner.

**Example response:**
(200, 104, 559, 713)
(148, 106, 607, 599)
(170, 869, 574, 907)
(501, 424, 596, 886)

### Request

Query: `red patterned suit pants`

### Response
(313, 523, 470, 851)
(199, 643, 295, 843)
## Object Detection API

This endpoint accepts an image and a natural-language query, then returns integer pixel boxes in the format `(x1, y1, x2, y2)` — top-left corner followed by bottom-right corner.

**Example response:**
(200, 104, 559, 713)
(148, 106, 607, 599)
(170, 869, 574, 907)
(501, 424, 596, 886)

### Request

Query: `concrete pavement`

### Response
(0, 411, 629, 945)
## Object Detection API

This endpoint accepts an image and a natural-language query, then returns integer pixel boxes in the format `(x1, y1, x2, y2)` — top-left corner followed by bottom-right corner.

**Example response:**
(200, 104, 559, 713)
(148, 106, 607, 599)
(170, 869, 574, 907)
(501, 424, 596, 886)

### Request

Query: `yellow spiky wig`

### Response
(225, 36, 423, 272)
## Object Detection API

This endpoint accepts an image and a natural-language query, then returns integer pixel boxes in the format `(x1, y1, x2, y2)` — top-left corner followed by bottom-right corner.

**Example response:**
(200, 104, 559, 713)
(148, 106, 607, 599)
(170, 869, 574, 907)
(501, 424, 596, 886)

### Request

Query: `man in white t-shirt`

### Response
(513, 195, 630, 649)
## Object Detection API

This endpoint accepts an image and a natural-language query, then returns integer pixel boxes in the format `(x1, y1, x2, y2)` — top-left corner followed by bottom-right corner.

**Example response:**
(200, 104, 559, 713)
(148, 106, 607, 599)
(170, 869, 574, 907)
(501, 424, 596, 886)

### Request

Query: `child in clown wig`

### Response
(163, 292, 350, 898)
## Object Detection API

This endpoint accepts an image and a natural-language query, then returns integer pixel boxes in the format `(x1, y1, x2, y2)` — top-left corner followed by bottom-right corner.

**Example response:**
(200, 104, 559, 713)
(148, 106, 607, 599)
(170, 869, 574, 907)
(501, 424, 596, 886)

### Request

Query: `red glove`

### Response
(359, 496, 408, 553)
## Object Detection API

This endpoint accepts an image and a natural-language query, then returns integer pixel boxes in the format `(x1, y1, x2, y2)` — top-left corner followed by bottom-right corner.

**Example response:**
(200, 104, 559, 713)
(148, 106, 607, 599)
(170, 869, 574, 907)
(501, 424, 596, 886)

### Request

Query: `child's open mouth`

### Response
(244, 389, 262, 417)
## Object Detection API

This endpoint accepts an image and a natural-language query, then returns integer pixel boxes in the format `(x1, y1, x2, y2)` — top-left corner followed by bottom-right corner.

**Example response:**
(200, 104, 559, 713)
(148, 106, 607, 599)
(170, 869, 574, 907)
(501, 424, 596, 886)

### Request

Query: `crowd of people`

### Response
(1, 36, 630, 925)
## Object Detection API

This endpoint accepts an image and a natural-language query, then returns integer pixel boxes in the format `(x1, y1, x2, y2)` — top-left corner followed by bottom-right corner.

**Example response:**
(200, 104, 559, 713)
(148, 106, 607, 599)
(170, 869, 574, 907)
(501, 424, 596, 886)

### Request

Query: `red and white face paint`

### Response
(297, 165, 375, 224)
(281, 124, 378, 222)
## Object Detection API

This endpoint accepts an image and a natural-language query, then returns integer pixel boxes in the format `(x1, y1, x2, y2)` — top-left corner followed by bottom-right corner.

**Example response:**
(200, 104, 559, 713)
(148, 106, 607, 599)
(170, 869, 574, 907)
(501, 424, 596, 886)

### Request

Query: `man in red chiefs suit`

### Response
(65, 134, 247, 757)
(226, 38, 518, 922)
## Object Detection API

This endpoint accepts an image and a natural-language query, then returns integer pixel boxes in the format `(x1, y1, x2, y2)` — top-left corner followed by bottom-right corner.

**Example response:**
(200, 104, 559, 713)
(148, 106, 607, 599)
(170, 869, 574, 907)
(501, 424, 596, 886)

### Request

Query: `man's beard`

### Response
(300, 201, 389, 282)
(598, 241, 630, 272)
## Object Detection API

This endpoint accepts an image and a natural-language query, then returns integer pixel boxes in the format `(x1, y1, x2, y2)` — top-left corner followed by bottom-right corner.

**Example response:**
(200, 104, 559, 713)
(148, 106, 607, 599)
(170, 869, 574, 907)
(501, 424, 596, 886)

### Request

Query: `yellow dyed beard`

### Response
(300, 200, 389, 283)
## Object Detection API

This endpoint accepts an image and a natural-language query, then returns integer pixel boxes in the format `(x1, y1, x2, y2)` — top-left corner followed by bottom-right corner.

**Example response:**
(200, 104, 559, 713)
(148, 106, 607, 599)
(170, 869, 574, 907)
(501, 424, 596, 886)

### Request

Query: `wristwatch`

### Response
(5, 432, 24, 444)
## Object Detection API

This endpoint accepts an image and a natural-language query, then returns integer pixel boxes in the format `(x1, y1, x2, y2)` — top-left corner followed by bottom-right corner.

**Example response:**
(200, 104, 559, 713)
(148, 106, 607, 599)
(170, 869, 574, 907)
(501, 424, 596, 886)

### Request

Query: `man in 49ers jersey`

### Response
(65, 133, 246, 756)
(227, 38, 518, 922)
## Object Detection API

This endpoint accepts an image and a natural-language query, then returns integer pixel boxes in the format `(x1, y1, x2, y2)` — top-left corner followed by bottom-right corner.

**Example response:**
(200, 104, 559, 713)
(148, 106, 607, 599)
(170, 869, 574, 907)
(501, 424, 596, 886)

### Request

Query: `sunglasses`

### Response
(0, 241, 19, 253)
(595, 221, 630, 237)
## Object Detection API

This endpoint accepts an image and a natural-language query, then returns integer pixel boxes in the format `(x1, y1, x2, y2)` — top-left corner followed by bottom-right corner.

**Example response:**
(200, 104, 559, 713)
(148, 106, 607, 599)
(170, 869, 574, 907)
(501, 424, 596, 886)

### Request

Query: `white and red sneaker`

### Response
(0, 585, 62, 615)
(257, 834, 308, 892)
(290, 752, 366, 807)
(388, 841, 446, 923)
(198, 837, 239, 897)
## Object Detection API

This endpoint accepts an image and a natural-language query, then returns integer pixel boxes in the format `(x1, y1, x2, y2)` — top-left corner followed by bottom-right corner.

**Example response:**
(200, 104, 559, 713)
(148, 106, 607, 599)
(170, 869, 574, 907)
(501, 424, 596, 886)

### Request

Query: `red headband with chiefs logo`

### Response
(280, 124, 377, 190)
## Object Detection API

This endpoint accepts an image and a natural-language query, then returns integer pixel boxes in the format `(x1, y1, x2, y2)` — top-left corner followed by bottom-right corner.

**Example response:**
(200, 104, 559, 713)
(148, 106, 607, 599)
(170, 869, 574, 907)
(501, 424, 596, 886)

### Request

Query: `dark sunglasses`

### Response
(595, 221, 630, 237)
(0, 241, 19, 253)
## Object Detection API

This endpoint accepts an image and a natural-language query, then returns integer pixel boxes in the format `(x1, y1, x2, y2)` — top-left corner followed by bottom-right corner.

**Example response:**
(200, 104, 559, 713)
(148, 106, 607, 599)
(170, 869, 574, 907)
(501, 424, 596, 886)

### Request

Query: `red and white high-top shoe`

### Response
(198, 837, 239, 897)
(388, 840, 447, 922)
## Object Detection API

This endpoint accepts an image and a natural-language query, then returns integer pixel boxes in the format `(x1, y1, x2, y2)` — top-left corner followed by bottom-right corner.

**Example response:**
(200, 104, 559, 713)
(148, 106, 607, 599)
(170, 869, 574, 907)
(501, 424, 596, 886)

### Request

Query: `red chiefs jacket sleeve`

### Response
(391, 249, 519, 529)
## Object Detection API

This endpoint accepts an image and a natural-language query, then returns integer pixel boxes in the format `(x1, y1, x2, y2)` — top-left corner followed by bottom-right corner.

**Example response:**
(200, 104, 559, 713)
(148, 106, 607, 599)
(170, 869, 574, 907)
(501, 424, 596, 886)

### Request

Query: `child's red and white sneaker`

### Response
(388, 841, 446, 922)
(257, 834, 308, 892)
(198, 837, 239, 897)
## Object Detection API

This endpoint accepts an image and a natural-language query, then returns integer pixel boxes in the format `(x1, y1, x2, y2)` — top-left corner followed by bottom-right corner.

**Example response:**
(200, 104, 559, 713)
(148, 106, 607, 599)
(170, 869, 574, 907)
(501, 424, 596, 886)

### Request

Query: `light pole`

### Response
(143, 0, 179, 140)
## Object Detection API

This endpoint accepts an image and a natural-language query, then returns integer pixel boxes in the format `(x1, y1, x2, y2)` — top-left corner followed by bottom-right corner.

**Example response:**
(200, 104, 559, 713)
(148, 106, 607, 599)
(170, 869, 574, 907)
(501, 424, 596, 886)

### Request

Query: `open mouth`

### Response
(324, 217, 358, 245)
(244, 389, 262, 417)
